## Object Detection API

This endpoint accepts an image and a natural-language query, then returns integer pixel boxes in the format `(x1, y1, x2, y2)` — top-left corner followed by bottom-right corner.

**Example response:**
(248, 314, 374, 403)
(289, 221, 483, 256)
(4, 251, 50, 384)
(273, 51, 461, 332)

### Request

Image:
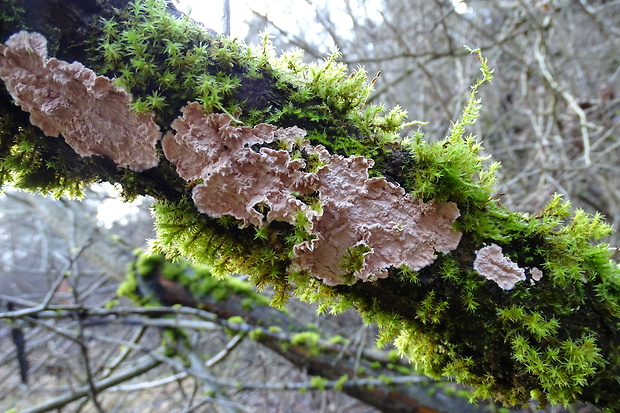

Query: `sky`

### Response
(174, 0, 268, 38)
(174, 1, 470, 41)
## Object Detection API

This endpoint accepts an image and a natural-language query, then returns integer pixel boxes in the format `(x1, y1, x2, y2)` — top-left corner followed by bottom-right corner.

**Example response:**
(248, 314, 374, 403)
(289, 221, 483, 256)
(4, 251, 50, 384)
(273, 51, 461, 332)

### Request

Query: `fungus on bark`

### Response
(292, 152, 462, 285)
(162, 102, 319, 227)
(529, 267, 543, 285)
(164, 103, 462, 286)
(0, 31, 160, 171)
(473, 243, 526, 290)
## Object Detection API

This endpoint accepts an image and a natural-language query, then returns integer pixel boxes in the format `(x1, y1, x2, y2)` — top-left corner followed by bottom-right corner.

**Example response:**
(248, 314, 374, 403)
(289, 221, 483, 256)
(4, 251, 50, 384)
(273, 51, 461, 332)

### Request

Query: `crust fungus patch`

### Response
(293, 152, 462, 285)
(162, 102, 319, 227)
(164, 103, 463, 286)
(474, 244, 526, 290)
(0, 31, 160, 171)
(529, 267, 543, 285)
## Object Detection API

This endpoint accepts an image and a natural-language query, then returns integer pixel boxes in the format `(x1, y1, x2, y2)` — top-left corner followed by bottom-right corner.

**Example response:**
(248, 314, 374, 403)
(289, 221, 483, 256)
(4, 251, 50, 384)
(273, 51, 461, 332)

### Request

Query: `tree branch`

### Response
(1, 0, 619, 410)
(20, 357, 161, 413)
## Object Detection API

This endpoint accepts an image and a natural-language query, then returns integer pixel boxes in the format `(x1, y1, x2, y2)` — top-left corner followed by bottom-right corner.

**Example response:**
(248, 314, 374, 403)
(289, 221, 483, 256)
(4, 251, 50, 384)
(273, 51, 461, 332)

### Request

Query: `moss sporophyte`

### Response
(1, 1, 620, 409)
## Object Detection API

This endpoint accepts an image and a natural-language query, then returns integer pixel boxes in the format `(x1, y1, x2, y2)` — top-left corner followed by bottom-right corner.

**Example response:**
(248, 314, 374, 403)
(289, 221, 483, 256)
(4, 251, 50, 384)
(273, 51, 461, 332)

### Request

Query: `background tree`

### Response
(0, 0, 619, 411)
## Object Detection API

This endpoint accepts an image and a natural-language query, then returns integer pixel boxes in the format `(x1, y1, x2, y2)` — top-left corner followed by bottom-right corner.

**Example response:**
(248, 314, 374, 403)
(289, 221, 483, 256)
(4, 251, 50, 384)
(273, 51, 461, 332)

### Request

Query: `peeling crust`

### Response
(165, 105, 463, 285)
(0, 31, 160, 171)
(474, 244, 526, 290)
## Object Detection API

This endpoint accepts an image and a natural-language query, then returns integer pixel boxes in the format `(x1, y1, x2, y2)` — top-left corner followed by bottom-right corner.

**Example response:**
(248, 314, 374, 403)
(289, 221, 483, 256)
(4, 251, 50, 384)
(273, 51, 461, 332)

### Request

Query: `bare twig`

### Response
(533, 30, 592, 165)
(19, 357, 161, 413)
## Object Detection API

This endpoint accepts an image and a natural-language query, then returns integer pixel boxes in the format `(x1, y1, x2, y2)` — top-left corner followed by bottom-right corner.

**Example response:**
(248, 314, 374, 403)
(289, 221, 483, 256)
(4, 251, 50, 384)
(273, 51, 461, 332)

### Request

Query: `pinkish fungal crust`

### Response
(529, 267, 543, 285)
(0, 31, 160, 171)
(162, 102, 319, 227)
(293, 153, 462, 285)
(474, 244, 526, 290)
(165, 103, 463, 286)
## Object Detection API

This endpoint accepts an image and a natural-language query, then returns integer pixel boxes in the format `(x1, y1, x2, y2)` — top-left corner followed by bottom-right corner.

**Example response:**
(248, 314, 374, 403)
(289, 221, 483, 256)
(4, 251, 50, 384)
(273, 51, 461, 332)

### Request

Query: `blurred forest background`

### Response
(1, 0, 619, 411)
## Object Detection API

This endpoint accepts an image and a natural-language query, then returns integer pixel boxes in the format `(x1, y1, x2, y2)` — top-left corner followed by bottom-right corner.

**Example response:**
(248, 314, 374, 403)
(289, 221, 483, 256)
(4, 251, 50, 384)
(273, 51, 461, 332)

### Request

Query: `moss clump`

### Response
(289, 331, 325, 356)
(120, 250, 271, 309)
(149, 199, 293, 306)
(0, 0, 25, 31)
(309, 376, 328, 390)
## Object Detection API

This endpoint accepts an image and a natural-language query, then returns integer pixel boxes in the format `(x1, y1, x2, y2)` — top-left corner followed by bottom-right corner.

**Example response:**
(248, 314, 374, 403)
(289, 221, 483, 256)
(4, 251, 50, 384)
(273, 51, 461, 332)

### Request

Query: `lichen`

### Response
(0, 31, 160, 171)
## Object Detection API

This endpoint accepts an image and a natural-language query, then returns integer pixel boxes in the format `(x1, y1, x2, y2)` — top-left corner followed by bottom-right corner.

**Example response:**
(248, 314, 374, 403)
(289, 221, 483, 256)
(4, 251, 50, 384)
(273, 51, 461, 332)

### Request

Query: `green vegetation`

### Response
(0, 0, 24, 29)
(1, 0, 620, 409)
(120, 250, 271, 308)
(291, 331, 321, 355)
(91, 0, 405, 159)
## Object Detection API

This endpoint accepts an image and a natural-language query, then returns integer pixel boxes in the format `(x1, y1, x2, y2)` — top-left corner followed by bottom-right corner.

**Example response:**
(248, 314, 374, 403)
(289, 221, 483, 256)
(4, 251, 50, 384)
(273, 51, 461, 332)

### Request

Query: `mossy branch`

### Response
(1, 1, 619, 410)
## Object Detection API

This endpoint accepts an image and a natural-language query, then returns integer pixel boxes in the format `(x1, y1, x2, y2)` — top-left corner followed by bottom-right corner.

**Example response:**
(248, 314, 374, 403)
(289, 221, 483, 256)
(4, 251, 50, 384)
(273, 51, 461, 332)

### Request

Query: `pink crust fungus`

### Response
(164, 103, 462, 286)
(162, 102, 319, 227)
(529, 267, 543, 285)
(0, 31, 160, 171)
(473, 244, 526, 290)
(293, 152, 462, 285)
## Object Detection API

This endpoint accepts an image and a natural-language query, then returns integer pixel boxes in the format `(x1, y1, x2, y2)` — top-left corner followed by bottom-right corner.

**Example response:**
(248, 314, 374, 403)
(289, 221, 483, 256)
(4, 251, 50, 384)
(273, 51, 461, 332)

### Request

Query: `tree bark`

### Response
(1, 0, 619, 410)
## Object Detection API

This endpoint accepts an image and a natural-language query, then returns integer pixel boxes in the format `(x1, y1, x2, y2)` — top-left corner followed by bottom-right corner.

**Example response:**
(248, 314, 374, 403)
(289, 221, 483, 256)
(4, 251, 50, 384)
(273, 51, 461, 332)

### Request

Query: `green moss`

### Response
(328, 335, 348, 345)
(0, 0, 24, 29)
(339, 243, 372, 276)
(117, 262, 143, 303)
(121, 250, 273, 313)
(291, 331, 321, 355)
(0, 110, 101, 197)
(334, 375, 348, 391)
(309, 376, 328, 390)
(377, 374, 393, 385)
(248, 328, 263, 340)
(388, 364, 412, 375)
(240, 297, 255, 310)
(104, 299, 119, 309)
(387, 350, 401, 363)
(305, 322, 318, 331)
(87, 0, 407, 179)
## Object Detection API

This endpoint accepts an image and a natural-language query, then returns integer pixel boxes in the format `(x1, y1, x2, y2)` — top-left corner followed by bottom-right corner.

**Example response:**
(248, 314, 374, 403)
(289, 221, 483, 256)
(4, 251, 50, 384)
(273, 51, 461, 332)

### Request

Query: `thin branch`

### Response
(19, 357, 161, 413)
(0, 240, 92, 320)
(99, 326, 148, 379)
(533, 32, 592, 166)
(219, 374, 431, 392)
(69, 273, 105, 413)
(205, 334, 244, 368)
(222, 0, 230, 36)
